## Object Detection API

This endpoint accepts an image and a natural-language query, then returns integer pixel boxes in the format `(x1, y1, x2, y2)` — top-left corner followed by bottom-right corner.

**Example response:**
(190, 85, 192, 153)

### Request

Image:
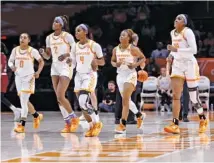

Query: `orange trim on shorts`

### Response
(170, 75, 185, 79)
(74, 89, 94, 93)
(186, 78, 200, 82)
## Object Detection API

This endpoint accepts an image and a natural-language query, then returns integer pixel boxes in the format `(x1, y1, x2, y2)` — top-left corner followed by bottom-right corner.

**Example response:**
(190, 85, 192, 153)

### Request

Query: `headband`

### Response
(54, 16, 64, 27)
(179, 14, 187, 25)
(78, 24, 88, 34)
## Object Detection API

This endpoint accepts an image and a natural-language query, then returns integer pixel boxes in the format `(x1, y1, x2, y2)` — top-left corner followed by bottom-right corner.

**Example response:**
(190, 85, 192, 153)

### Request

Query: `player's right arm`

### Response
(39, 36, 51, 60)
(111, 47, 122, 68)
(8, 48, 16, 72)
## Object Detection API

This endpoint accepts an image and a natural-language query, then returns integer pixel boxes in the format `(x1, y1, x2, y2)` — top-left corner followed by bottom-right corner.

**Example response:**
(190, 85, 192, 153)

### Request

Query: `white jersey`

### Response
(46, 31, 75, 63)
(116, 44, 136, 74)
(73, 40, 103, 73)
(8, 46, 41, 77)
(170, 27, 197, 60)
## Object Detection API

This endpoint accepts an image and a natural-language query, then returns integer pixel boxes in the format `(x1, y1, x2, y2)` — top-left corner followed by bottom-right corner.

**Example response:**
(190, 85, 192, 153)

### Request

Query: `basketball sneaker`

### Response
(14, 123, 25, 133)
(92, 122, 103, 136)
(164, 122, 180, 134)
(70, 117, 80, 132)
(137, 112, 146, 129)
(61, 123, 71, 133)
(199, 119, 208, 133)
(85, 127, 94, 137)
(115, 123, 126, 134)
(33, 113, 43, 129)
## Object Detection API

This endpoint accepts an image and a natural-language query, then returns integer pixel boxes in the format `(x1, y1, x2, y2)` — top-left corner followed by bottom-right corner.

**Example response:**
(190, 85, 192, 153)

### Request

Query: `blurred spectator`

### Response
(145, 58, 160, 77)
(157, 67, 171, 112)
(99, 81, 116, 112)
(151, 42, 169, 59)
(91, 25, 103, 42)
(197, 40, 207, 57)
(113, 9, 127, 23)
(203, 32, 214, 47)
(141, 20, 156, 40)
(208, 45, 214, 57)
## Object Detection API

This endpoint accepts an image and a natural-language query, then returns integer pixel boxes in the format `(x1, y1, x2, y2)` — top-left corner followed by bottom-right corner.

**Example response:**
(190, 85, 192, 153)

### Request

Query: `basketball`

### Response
(137, 70, 148, 82)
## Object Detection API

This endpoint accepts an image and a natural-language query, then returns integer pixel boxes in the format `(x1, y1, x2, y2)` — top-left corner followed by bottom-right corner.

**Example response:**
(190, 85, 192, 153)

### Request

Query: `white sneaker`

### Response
(79, 114, 85, 121)
(14, 108, 21, 122)
(160, 106, 165, 112)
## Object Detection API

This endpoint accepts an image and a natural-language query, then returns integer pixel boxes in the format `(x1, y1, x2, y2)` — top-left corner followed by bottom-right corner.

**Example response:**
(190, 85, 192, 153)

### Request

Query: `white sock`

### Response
(59, 105, 69, 119)
(20, 93, 30, 118)
(129, 100, 138, 114)
(10, 105, 18, 112)
(189, 91, 200, 104)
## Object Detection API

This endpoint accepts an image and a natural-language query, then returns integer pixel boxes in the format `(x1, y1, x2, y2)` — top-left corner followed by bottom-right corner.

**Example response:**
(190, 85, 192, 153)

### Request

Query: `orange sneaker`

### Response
(85, 127, 94, 137)
(164, 123, 180, 134)
(199, 119, 208, 133)
(14, 124, 25, 133)
(33, 113, 43, 129)
(61, 123, 71, 133)
(115, 123, 126, 134)
(137, 112, 146, 129)
(92, 122, 103, 137)
(70, 117, 80, 132)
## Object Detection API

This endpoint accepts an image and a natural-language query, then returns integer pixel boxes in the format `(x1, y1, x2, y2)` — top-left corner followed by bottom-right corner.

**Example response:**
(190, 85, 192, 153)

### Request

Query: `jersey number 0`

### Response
(20, 60, 24, 68)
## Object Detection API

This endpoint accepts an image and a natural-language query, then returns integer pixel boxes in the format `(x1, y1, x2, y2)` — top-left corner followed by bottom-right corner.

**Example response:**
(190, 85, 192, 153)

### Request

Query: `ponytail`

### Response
(61, 15, 70, 32)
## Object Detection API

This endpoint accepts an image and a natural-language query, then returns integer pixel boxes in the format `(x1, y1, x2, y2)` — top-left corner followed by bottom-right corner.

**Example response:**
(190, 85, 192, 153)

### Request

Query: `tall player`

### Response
(1, 43, 21, 121)
(164, 14, 208, 134)
(70, 24, 105, 137)
(111, 29, 146, 134)
(39, 15, 79, 133)
(8, 33, 44, 133)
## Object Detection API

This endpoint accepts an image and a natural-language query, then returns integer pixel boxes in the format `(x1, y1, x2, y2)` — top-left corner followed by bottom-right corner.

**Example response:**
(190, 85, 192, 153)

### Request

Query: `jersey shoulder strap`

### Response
(89, 40, 96, 54)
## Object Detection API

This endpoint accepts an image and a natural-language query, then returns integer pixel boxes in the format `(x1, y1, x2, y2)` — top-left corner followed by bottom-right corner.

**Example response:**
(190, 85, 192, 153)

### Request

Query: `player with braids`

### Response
(39, 15, 79, 133)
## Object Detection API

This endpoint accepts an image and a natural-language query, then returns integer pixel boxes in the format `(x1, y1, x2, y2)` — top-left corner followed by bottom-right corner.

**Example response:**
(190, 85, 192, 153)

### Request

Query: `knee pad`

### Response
(188, 86, 198, 92)
(79, 94, 89, 109)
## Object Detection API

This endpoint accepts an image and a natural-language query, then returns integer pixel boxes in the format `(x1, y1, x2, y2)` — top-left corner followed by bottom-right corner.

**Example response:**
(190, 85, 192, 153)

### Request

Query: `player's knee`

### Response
(56, 94, 64, 103)
(78, 90, 90, 109)
(172, 92, 181, 100)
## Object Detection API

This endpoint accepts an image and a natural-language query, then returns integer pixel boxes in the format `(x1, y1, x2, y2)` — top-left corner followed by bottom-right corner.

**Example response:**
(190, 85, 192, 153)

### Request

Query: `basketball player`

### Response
(1, 43, 21, 121)
(70, 24, 105, 137)
(39, 15, 79, 133)
(8, 33, 44, 133)
(164, 14, 208, 134)
(111, 29, 146, 134)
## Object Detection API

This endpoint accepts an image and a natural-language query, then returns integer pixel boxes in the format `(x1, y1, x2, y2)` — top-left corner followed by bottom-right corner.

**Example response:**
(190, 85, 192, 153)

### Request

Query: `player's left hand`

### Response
(167, 45, 177, 52)
(58, 54, 68, 61)
(127, 63, 138, 69)
(34, 71, 40, 79)
(91, 59, 98, 71)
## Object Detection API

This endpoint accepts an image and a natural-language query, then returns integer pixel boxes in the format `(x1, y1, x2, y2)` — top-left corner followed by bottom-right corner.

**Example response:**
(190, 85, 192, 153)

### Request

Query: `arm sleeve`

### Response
(32, 49, 42, 61)
(177, 29, 197, 55)
(46, 36, 50, 48)
(92, 43, 103, 58)
(8, 48, 16, 68)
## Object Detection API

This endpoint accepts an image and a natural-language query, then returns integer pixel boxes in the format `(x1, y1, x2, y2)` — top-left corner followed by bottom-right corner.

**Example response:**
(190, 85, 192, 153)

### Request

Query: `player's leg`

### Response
(52, 75, 70, 132)
(115, 82, 135, 134)
(164, 77, 184, 134)
(186, 60, 208, 133)
(57, 76, 79, 132)
(1, 92, 21, 121)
